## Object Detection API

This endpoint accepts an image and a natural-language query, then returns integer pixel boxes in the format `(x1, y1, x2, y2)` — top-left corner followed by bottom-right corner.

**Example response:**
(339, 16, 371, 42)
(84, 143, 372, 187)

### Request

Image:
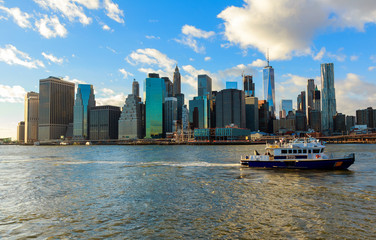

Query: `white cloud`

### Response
(74, 0, 100, 9)
(35, 15, 67, 38)
(102, 24, 111, 31)
(33, 0, 92, 25)
(96, 88, 125, 106)
(218, 0, 376, 60)
(0, 84, 26, 103)
(42, 52, 64, 64)
(314, 47, 326, 61)
(175, 25, 215, 53)
(146, 35, 160, 40)
(350, 55, 359, 61)
(63, 75, 86, 85)
(0, 44, 45, 69)
(126, 48, 176, 75)
(0, 5, 32, 28)
(104, 0, 124, 23)
(119, 68, 133, 79)
(181, 25, 215, 39)
(250, 59, 267, 67)
(204, 56, 211, 61)
(336, 73, 376, 115)
(313, 47, 346, 62)
(106, 46, 118, 54)
(368, 66, 376, 71)
(101, 88, 115, 95)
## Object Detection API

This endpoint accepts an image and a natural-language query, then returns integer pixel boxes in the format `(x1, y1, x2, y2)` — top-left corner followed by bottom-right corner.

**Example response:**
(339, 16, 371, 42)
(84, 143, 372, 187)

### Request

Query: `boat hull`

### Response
(241, 154, 355, 170)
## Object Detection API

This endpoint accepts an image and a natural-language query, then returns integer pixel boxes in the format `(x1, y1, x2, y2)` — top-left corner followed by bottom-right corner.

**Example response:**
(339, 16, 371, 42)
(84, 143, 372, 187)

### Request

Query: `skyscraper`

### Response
(189, 96, 209, 129)
(38, 76, 75, 141)
(226, 81, 238, 89)
(17, 121, 25, 143)
(118, 92, 145, 139)
(163, 77, 173, 98)
(280, 99, 293, 119)
(306, 79, 315, 125)
(198, 74, 212, 99)
(132, 79, 139, 97)
(73, 84, 95, 140)
(321, 63, 336, 135)
(24, 91, 39, 144)
(145, 73, 165, 138)
(216, 89, 246, 128)
(313, 86, 321, 111)
(243, 75, 255, 97)
(89, 106, 121, 140)
(297, 91, 306, 112)
(173, 65, 181, 96)
(263, 63, 275, 115)
(245, 96, 259, 131)
(164, 97, 178, 133)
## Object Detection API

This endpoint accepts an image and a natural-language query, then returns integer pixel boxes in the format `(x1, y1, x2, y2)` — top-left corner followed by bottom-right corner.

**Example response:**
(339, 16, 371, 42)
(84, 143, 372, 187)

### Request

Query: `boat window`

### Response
(320, 149, 324, 153)
(313, 149, 320, 153)
(309, 149, 312, 154)
(293, 150, 297, 154)
(281, 150, 287, 154)
(288, 150, 292, 154)
(303, 149, 307, 154)
(298, 150, 302, 154)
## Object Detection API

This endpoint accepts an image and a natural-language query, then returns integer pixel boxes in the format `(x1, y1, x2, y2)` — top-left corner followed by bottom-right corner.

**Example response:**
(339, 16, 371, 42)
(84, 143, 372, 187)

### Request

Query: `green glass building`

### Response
(145, 74, 165, 138)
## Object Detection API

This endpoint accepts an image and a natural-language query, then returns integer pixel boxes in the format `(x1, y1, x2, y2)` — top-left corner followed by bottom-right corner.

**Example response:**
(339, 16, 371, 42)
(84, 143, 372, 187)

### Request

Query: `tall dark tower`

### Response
(132, 79, 139, 97)
(243, 75, 255, 97)
(173, 65, 181, 96)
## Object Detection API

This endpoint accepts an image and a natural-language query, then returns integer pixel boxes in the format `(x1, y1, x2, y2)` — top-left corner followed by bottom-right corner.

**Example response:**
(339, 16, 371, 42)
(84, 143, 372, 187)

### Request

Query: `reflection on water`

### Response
(0, 144, 375, 239)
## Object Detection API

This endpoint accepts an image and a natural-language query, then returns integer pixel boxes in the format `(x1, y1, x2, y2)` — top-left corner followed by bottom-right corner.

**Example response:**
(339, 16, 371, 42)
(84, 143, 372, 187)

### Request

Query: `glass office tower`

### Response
(216, 89, 246, 128)
(280, 99, 293, 118)
(226, 81, 238, 89)
(198, 74, 212, 99)
(38, 76, 75, 141)
(263, 65, 275, 115)
(73, 84, 95, 139)
(321, 63, 336, 135)
(145, 74, 165, 138)
(243, 75, 255, 97)
(189, 96, 209, 129)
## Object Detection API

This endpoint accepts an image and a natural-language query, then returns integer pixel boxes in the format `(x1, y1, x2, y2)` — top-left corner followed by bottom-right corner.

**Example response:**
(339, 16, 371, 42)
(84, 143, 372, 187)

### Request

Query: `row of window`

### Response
(281, 148, 322, 154)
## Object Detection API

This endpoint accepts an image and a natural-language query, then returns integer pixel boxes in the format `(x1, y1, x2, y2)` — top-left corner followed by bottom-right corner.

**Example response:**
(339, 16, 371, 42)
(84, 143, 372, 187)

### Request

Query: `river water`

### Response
(0, 144, 375, 239)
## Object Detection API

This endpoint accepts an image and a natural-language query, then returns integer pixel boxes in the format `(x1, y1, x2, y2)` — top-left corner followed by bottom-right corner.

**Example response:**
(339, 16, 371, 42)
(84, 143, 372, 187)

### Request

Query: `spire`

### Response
(175, 64, 179, 72)
(266, 48, 270, 67)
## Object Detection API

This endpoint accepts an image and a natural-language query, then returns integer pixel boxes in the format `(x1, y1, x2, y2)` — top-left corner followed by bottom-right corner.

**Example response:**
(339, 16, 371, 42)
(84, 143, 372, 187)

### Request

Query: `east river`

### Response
(0, 144, 375, 239)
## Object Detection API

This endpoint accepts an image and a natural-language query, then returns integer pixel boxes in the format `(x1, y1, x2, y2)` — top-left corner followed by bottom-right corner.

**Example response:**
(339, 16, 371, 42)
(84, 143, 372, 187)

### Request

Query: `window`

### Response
(298, 150, 302, 154)
(303, 149, 307, 154)
(309, 149, 312, 154)
(288, 150, 292, 154)
(293, 150, 297, 154)
(313, 149, 320, 153)
(282, 150, 287, 154)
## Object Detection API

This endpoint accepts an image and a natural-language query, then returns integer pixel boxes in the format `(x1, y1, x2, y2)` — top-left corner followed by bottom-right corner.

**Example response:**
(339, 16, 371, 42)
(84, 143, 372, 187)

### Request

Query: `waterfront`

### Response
(0, 144, 375, 239)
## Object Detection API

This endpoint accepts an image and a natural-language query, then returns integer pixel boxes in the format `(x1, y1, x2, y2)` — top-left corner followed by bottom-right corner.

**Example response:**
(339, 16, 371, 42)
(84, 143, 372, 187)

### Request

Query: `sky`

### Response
(1, 0, 376, 139)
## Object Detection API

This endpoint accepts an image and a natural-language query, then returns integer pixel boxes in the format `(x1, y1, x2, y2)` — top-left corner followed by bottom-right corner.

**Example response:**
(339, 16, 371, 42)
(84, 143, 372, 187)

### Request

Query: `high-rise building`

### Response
(263, 64, 275, 115)
(306, 79, 315, 125)
(189, 96, 209, 129)
(198, 74, 212, 99)
(280, 99, 293, 119)
(310, 110, 321, 132)
(243, 75, 255, 97)
(182, 105, 189, 131)
(175, 93, 184, 121)
(119, 93, 145, 140)
(73, 84, 95, 140)
(89, 106, 121, 140)
(313, 86, 321, 111)
(295, 111, 307, 131)
(163, 77, 173, 98)
(321, 63, 336, 135)
(38, 76, 75, 141)
(132, 79, 139, 97)
(333, 113, 346, 134)
(24, 91, 39, 143)
(226, 81, 238, 89)
(17, 121, 25, 143)
(173, 65, 181, 96)
(245, 97, 259, 131)
(346, 115, 355, 133)
(258, 100, 270, 133)
(164, 97, 178, 133)
(145, 73, 165, 138)
(356, 107, 376, 128)
(297, 91, 306, 112)
(216, 89, 246, 128)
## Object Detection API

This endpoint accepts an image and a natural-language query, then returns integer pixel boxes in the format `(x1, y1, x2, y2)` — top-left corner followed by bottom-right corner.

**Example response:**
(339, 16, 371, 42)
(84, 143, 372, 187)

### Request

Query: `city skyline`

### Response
(1, 0, 376, 139)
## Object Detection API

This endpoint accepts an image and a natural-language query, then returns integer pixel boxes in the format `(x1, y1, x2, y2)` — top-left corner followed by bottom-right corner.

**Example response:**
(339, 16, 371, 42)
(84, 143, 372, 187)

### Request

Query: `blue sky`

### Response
(1, 0, 376, 139)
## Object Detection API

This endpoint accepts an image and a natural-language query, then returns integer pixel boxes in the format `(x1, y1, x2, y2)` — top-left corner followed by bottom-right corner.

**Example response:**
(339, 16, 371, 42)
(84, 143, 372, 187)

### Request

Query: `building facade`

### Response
(163, 77, 173, 98)
(38, 77, 75, 141)
(24, 91, 39, 143)
(226, 81, 238, 89)
(321, 63, 337, 135)
(189, 96, 209, 129)
(198, 74, 212, 99)
(263, 65, 275, 115)
(243, 75, 255, 97)
(306, 79, 315, 125)
(73, 84, 95, 140)
(216, 89, 246, 128)
(333, 113, 346, 134)
(245, 96, 259, 131)
(89, 105, 121, 140)
(145, 73, 165, 138)
(280, 99, 293, 119)
(258, 100, 270, 133)
(164, 97, 178, 133)
(132, 79, 139, 97)
(356, 107, 376, 128)
(118, 94, 145, 139)
(17, 121, 25, 143)
(173, 65, 181, 96)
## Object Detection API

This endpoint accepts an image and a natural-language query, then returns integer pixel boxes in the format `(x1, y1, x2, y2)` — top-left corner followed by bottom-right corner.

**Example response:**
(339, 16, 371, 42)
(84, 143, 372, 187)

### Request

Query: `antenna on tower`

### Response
(266, 48, 270, 67)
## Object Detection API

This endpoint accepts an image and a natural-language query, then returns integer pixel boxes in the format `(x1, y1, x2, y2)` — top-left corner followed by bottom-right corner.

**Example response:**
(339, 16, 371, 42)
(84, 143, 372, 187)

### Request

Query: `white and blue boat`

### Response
(241, 137, 355, 170)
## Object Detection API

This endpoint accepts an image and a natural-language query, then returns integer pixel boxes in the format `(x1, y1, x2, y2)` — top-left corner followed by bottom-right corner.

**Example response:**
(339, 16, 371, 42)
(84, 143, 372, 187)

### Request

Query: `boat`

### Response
(241, 137, 355, 170)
